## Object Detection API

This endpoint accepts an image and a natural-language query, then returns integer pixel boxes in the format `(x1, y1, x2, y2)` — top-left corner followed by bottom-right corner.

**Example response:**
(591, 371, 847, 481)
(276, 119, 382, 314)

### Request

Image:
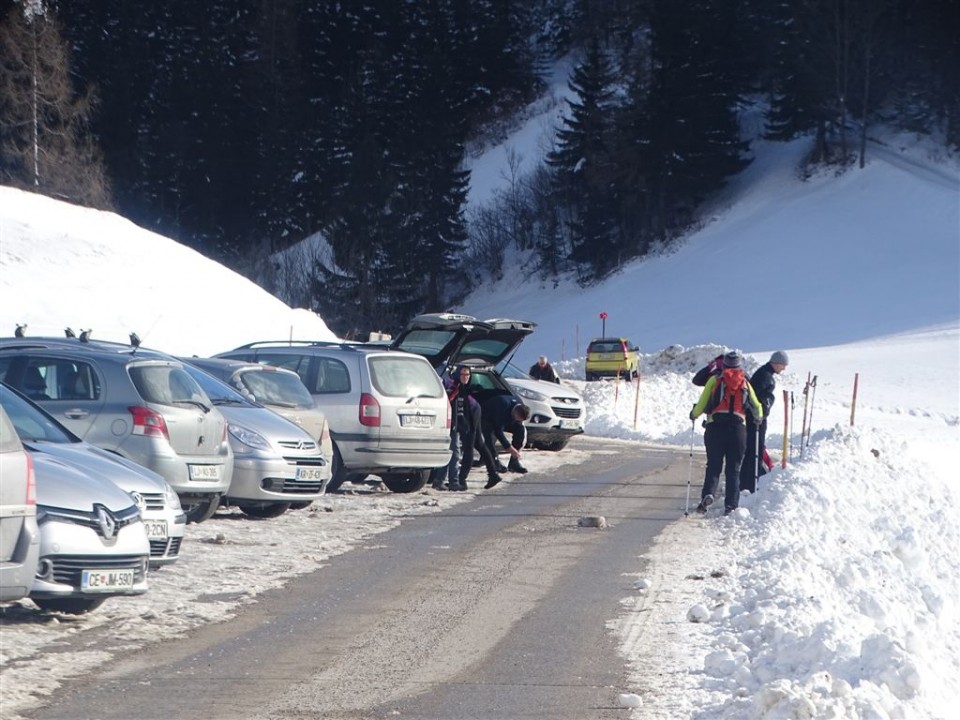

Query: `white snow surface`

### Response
(1, 122, 959, 719)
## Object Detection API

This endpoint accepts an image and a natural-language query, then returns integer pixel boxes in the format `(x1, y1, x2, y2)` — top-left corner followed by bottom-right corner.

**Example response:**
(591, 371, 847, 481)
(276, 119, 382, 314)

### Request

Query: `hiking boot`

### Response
(484, 473, 502, 490)
(453, 483, 468, 492)
(507, 459, 528, 474)
(695, 494, 714, 513)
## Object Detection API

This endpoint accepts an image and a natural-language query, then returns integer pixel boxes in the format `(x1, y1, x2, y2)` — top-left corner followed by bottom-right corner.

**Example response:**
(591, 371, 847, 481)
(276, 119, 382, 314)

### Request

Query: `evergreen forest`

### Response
(1, 0, 957, 338)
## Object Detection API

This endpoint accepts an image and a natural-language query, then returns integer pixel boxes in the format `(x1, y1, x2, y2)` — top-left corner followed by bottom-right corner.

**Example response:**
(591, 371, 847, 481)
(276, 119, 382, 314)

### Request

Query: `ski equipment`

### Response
(684, 413, 694, 516)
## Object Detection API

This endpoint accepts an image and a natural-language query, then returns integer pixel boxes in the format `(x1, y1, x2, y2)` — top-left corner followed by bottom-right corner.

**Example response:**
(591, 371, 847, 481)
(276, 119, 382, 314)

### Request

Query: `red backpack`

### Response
(707, 367, 747, 418)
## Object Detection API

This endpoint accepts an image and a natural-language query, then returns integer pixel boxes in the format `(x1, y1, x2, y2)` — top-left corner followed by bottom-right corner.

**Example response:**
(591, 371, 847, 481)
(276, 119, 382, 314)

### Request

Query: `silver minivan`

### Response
(215, 342, 451, 493)
(0, 338, 232, 523)
(0, 405, 40, 603)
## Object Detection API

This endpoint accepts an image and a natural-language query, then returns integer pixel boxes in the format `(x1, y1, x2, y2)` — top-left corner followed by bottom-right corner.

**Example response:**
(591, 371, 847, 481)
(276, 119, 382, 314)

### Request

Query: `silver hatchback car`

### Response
(0, 405, 40, 603)
(0, 337, 233, 523)
(1, 383, 185, 568)
(31, 452, 150, 614)
(180, 364, 330, 518)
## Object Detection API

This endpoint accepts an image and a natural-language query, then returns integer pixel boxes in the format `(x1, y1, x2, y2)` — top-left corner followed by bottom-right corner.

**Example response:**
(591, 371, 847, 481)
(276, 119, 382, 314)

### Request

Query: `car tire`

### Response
(33, 597, 107, 615)
(381, 470, 429, 494)
(325, 445, 349, 493)
(534, 439, 569, 452)
(238, 503, 290, 519)
(183, 495, 221, 524)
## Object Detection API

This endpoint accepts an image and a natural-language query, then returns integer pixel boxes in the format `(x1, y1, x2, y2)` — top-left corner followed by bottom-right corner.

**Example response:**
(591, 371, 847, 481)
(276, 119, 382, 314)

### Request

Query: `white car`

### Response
(501, 366, 585, 451)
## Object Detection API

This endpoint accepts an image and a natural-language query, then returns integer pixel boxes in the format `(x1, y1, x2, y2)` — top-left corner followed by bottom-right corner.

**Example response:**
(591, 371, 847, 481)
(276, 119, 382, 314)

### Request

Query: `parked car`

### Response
(389, 313, 585, 451)
(30, 452, 150, 614)
(181, 357, 333, 462)
(215, 341, 451, 494)
(0, 383, 184, 567)
(499, 363, 585, 451)
(585, 337, 640, 380)
(0, 337, 233, 523)
(0, 405, 40, 604)
(177, 363, 330, 518)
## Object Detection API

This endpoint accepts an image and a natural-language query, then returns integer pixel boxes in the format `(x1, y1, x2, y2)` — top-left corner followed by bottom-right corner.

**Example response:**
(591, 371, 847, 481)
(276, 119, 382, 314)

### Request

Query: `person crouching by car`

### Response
(480, 394, 531, 475)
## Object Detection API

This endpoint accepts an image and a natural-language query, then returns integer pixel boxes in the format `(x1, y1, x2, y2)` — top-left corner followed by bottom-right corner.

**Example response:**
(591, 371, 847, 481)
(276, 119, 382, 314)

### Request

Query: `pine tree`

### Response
(0, 1, 111, 207)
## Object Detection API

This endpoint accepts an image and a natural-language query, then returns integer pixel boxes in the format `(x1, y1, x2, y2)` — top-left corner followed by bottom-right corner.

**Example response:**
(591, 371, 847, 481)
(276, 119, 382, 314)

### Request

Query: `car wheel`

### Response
(33, 597, 107, 615)
(381, 470, 429, 494)
(238, 503, 290, 519)
(288, 501, 313, 510)
(535, 439, 569, 452)
(324, 444, 354, 493)
(183, 495, 221, 524)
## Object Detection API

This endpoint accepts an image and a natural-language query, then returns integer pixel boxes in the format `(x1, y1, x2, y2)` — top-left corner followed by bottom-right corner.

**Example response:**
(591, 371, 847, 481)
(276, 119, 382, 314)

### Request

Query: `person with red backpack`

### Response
(689, 350, 764, 515)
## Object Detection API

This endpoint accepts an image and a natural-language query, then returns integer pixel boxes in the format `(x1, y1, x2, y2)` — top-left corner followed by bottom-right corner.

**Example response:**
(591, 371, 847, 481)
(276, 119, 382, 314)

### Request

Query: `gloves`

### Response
(689, 411, 696, 421)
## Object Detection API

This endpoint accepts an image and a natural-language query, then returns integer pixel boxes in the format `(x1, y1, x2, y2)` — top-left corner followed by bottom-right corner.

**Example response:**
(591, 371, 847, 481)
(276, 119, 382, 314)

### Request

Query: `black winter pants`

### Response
(740, 417, 767, 493)
(702, 416, 747, 511)
(460, 403, 499, 483)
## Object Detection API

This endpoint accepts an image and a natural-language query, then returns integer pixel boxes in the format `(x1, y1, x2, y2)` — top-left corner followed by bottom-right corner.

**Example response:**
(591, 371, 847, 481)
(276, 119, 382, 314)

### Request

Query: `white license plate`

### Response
(143, 520, 168, 539)
(189, 464, 222, 481)
(401, 414, 433, 428)
(81, 568, 135, 592)
(296, 467, 326, 481)
(559, 419, 582, 430)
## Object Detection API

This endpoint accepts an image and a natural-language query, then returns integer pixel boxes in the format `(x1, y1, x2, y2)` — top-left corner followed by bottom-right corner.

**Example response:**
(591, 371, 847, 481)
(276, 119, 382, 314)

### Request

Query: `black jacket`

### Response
(529, 362, 560, 383)
(750, 362, 778, 418)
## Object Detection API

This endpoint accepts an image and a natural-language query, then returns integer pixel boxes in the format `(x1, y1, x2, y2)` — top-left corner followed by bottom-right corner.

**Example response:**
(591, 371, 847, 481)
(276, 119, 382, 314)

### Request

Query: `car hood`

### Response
(391, 313, 535, 372)
(216, 405, 319, 445)
(25, 441, 168, 495)
(31, 452, 141, 512)
(505, 377, 583, 401)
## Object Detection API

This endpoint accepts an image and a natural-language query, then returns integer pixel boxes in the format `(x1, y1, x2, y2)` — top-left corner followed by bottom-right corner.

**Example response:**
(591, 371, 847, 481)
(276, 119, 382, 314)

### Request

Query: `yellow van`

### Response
(585, 338, 639, 380)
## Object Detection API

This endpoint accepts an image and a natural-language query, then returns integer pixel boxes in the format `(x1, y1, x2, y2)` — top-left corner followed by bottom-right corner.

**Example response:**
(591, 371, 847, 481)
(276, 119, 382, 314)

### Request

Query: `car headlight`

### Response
(514, 386, 547, 402)
(163, 484, 182, 510)
(228, 423, 273, 452)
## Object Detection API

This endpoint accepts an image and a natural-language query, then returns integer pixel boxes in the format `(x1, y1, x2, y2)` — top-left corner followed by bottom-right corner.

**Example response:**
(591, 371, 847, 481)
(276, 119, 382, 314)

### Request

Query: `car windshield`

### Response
(497, 361, 529, 379)
(368, 356, 444, 398)
(0, 384, 76, 443)
(238, 370, 314, 408)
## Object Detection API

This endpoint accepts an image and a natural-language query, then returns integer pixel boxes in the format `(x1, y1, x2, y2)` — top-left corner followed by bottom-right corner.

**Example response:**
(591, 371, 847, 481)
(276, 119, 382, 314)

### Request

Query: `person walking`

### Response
(529, 356, 560, 383)
(480, 394, 531, 475)
(740, 350, 789, 493)
(690, 350, 763, 515)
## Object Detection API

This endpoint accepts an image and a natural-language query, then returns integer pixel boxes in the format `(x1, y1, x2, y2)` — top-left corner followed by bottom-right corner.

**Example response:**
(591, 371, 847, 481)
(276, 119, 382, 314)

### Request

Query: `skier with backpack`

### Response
(689, 350, 764, 515)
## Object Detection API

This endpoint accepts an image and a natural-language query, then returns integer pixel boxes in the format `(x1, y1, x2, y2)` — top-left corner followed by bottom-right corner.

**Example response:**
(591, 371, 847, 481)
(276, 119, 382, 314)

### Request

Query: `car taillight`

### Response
(25, 452, 36, 506)
(445, 398, 452, 429)
(359, 393, 381, 427)
(129, 406, 170, 440)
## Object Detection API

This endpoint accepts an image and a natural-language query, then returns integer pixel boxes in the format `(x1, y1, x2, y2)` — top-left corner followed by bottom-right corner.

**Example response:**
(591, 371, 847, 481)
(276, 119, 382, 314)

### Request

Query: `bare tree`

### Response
(0, 1, 111, 208)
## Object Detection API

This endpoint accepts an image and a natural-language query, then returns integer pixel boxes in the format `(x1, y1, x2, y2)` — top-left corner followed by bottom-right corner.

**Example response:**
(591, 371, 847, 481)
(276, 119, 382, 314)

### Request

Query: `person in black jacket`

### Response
(529, 356, 560, 383)
(480, 394, 531, 475)
(740, 350, 789, 493)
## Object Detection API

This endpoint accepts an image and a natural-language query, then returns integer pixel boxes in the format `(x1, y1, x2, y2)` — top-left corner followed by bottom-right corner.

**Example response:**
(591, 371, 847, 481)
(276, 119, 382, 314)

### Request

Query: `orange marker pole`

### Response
(614, 365, 621, 407)
(850, 373, 859, 426)
(782, 389, 789, 468)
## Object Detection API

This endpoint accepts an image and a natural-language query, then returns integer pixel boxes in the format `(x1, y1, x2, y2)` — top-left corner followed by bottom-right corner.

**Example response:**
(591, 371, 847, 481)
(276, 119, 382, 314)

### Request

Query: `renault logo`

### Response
(94, 505, 117, 539)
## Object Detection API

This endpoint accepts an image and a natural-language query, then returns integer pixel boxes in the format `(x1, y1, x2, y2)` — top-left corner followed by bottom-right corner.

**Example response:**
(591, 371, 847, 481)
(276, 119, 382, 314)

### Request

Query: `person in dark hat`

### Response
(690, 350, 763, 515)
(740, 350, 790, 493)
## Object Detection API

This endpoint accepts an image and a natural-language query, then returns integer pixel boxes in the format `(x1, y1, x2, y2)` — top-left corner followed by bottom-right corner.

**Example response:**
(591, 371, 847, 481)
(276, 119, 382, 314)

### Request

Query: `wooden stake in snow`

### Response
(850, 372, 859, 426)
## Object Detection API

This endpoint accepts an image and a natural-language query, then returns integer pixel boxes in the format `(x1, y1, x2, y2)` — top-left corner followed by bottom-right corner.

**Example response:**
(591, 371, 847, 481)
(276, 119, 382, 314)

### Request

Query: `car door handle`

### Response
(64, 409, 89, 419)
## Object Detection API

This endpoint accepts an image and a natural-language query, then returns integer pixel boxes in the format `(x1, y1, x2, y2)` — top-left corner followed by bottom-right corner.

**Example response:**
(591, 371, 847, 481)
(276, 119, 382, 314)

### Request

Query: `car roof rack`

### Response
(230, 340, 365, 351)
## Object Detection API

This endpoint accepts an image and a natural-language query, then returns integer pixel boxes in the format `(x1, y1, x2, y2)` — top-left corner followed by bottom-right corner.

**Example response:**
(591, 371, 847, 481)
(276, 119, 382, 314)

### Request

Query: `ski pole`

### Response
(754, 421, 761, 490)
(789, 391, 795, 461)
(805, 376, 819, 449)
(782, 389, 789, 469)
(684, 414, 694, 516)
(799, 373, 811, 459)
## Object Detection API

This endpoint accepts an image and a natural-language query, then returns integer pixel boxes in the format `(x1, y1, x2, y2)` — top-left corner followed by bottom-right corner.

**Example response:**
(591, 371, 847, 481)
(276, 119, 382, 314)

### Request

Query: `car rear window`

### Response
(368, 356, 443, 398)
(589, 342, 624, 354)
(129, 364, 207, 406)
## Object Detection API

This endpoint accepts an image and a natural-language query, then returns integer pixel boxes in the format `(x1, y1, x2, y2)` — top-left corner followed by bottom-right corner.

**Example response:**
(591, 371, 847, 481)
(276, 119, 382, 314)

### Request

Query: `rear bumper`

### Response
(350, 446, 452, 473)
(0, 515, 40, 602)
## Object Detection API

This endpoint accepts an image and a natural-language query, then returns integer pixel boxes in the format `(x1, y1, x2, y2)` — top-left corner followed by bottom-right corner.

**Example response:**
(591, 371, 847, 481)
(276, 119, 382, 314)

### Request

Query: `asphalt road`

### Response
(26, 439, 688, 720)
